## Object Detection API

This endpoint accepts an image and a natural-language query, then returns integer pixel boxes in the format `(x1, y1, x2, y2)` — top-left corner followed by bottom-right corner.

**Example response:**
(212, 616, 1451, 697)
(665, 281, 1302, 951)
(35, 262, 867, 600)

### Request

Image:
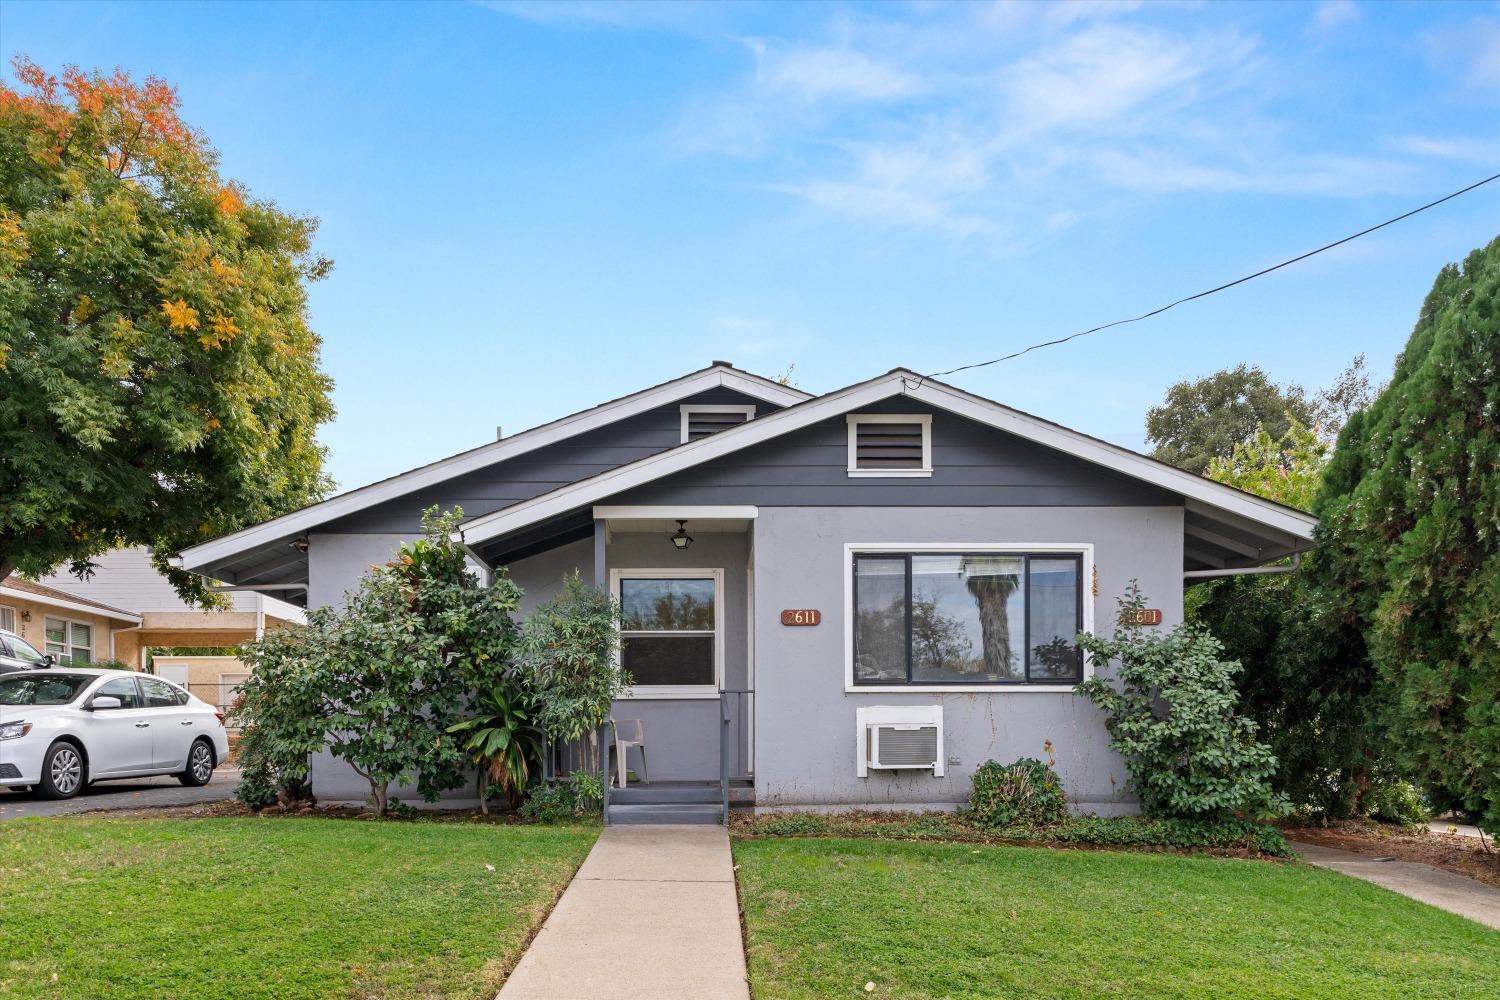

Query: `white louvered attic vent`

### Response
(681, 405, 757, 443)
(856, 705, 944, 776)
(847, 414, 932, 476)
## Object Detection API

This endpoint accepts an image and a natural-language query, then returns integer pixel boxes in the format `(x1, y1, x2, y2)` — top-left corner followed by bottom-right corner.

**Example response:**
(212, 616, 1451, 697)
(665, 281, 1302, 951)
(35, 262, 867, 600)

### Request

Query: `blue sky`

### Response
(4, 0, 1498, 490)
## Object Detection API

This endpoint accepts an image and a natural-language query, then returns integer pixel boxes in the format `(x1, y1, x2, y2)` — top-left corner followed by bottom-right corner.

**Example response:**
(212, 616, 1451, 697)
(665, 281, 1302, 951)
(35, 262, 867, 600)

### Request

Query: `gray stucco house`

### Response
(176, 363, 1316, 820)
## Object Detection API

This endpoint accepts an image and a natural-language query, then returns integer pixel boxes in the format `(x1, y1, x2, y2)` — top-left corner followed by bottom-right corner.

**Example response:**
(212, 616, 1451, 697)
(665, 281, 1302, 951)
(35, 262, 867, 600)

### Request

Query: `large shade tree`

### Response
(0, 59, 334, 601)
(1146, 364, 1315, 474)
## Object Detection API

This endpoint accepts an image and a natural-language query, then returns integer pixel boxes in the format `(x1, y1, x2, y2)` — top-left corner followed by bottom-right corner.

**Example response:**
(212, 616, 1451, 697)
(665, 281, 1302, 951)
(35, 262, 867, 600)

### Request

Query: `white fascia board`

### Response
(459, 369, 1317, 549)
(178, 366, 810, 572)
(0, 587, 143, 624)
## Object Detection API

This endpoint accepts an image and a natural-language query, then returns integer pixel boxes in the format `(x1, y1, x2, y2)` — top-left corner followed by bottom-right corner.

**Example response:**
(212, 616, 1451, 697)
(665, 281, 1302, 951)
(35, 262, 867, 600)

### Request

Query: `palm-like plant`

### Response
(447, 686, 544, 814)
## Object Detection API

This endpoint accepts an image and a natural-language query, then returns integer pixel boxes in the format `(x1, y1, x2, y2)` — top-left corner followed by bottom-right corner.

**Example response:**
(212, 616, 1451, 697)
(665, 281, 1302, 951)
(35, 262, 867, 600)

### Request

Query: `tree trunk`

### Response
(370, 779, 389, 816)
(0, 556, 13, 587)
(969, 575, 1020, 678)
(476, 771, 488, 816)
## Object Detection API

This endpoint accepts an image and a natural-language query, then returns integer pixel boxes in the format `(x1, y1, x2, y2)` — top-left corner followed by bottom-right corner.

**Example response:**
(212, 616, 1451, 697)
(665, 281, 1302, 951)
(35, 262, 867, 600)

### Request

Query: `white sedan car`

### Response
(0, 669, 230, 799)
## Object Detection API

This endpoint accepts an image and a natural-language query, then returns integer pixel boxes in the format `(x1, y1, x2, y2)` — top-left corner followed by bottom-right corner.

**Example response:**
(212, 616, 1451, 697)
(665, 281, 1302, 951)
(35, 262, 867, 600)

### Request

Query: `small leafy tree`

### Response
(1077, 585, 1285, 821)
(517, 573, 625, 748)
(234, 508, 522, 815)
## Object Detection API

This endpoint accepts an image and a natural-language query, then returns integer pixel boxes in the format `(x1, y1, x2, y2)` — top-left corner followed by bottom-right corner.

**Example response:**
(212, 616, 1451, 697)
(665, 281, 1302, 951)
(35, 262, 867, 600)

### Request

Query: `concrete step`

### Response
(608, 803, 724, 825)
(611, 785, 722, 805)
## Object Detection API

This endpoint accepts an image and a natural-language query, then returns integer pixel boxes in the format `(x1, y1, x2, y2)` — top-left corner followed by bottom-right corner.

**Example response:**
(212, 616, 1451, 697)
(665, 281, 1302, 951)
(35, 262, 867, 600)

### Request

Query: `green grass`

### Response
(0, 816, 597, 999)
(734, 837, 1500, 1000)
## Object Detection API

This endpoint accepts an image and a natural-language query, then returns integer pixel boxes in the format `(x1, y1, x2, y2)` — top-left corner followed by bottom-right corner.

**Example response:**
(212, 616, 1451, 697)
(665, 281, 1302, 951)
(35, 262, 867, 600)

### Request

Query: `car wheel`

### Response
(179, 739, 215, 787)
(37, 741, 85, 800)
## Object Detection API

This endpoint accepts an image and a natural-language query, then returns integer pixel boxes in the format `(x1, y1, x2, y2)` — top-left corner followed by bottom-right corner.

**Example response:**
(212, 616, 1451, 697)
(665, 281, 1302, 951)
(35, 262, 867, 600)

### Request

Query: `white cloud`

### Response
(750, 42, 922, 103)
(1390, 134, 1500, 164)
(1310, 1, 1361, 34)
(1425, 16, 1500, 90)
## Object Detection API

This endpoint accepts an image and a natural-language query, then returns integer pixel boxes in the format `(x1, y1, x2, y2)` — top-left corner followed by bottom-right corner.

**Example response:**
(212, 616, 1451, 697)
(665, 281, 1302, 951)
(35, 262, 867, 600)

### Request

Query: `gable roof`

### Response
(1, 578, 144, 624)
(457, 369, 1317, 565)
(176, 363, 810, 575)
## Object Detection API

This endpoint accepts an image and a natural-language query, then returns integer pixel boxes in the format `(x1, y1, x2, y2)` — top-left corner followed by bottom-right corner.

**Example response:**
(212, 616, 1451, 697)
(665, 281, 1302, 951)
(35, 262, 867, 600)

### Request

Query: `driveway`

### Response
(0, 767, 240, 820)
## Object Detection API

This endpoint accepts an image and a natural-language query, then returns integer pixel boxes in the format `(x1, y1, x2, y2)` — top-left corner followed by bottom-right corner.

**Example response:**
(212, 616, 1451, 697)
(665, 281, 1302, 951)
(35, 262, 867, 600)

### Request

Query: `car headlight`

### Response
(0, 721, 32, 740)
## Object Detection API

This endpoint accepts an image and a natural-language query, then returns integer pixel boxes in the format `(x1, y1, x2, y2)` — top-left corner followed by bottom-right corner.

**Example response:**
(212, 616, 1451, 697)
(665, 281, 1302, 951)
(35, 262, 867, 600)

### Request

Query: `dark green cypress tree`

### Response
(1318, 236, 1500, 833)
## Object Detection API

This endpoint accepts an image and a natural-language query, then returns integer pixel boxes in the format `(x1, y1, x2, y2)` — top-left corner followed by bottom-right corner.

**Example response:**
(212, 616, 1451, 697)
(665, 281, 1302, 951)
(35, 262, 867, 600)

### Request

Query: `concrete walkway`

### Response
(499, 825, 750, 1000)
(1292, 841, 1500, 930)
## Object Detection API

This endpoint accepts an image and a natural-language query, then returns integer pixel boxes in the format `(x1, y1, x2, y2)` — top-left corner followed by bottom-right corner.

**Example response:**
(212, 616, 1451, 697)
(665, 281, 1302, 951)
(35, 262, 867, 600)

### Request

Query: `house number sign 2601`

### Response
(780, 609, 821, 626)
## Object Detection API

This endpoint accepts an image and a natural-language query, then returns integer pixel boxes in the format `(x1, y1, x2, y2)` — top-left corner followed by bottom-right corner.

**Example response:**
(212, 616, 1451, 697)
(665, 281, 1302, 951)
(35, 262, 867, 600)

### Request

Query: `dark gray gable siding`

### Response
(322, 388, 780, 533)
(603, 396, 1179, 508)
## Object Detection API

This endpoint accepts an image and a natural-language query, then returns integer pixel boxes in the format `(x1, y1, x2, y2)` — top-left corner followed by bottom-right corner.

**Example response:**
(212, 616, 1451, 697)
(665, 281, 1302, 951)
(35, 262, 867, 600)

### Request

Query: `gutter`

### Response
(1183, 551, 1302, 581)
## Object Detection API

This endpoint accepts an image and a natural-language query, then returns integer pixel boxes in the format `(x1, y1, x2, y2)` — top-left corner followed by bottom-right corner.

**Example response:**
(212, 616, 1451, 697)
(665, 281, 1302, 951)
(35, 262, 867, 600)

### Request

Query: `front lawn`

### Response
(734, 837, 1500, 1000)
(0, 816, 597, 999)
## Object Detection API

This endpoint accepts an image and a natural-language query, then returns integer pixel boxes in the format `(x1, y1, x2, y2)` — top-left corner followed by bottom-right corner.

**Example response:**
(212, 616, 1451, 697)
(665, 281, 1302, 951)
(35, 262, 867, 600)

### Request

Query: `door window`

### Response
(94, 677, 142, 709)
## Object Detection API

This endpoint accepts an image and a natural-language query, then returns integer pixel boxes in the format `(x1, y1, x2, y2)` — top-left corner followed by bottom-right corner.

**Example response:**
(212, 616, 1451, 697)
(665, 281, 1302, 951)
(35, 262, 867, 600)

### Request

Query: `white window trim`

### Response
(842, 542, 1095, 693)
(611, 567, 724, 700)
(680, 404, 758, 444)
(43, 615, 96, 664)
(846, 413, 933, 477)
(0, 604, 15, 633)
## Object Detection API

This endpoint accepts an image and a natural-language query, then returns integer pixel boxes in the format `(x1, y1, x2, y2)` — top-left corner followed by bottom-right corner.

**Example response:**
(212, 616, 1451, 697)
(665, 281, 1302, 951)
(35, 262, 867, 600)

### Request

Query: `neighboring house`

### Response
(175, 363, 1316, 815)
(34, 547, 304, 712)
(1, 578, 142, 665)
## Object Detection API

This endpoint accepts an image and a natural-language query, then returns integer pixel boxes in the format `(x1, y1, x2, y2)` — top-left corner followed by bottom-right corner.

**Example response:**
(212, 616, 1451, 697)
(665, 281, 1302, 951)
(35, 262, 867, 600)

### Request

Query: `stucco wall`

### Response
(307, 533, 412, 610)
(749, 505, 1184, 813)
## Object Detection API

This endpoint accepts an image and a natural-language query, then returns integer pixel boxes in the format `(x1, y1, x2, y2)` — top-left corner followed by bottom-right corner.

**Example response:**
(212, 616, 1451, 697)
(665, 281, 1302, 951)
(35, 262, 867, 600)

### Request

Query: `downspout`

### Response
(1183, 551, 1302, 581)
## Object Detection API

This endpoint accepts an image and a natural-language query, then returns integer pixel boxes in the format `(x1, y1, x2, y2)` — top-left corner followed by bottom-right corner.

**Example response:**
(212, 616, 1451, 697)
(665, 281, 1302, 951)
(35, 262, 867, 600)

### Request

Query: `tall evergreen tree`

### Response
(1316, 236, 1500, 833)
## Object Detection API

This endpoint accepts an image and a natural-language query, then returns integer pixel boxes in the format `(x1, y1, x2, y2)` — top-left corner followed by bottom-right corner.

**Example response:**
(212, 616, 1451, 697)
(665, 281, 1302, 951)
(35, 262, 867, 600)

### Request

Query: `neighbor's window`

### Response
(847, 414, 932, 476)
(852, 552, 1083, 685)
(0, 604, 15, 633)
(44, 618, 94, 664)
(615, 571, 720, 693)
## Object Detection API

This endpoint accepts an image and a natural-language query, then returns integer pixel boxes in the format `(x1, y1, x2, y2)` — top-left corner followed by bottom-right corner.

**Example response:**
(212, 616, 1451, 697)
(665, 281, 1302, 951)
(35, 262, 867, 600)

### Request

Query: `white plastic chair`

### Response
(611, 718, 648, 788)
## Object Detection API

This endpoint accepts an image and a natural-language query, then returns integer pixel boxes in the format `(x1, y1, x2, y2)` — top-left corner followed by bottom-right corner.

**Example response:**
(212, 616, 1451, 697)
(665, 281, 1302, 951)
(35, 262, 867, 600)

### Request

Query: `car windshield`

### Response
(5, 633, 45, 663)
(0, 673, 95, 705)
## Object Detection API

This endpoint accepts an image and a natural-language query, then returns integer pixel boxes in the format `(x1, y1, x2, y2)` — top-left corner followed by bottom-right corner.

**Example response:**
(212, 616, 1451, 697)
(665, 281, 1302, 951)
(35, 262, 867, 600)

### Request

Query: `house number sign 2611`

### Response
(780, 609, 821, 626)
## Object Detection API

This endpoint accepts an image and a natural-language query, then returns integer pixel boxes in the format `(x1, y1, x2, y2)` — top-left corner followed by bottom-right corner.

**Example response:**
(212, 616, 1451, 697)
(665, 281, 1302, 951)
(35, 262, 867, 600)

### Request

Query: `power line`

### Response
(916, 171, 1500, 385)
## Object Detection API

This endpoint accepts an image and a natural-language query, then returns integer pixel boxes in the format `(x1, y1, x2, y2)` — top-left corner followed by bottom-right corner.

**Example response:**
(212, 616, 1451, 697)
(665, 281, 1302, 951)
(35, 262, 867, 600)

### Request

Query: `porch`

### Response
(485, 506, 761, 825)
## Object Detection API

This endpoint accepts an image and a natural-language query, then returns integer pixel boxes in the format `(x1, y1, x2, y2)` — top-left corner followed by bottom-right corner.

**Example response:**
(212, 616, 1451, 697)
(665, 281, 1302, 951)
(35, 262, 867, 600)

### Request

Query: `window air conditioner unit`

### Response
(856, 705, 944, 777)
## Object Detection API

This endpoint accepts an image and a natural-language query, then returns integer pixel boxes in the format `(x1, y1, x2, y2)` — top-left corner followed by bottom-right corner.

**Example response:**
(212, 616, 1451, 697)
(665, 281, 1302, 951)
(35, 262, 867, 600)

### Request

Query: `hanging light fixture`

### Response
(670, 519, 693, 550)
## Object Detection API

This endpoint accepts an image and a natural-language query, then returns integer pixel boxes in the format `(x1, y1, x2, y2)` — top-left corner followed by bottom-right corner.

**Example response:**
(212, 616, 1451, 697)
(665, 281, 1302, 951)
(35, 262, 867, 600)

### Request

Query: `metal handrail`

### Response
(600, 719, 615, 826)
(719, 688, 753, 827)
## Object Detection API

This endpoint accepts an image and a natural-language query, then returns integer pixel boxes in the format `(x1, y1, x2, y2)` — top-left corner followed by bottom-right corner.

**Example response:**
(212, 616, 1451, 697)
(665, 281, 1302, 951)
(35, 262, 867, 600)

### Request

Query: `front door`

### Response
(85, 676, 154, 775)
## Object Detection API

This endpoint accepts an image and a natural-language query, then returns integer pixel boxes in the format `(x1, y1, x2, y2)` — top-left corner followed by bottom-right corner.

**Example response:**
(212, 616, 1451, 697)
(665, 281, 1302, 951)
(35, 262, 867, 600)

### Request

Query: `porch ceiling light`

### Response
(670, 520, 693, 550)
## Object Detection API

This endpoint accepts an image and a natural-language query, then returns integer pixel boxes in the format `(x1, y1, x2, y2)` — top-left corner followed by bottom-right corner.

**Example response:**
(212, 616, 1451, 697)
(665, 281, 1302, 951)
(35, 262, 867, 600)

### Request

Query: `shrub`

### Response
(520, 772, 603, 823)
(1077, 584, 1286, 821)
(233, 626, 323, 809)
(967, 756, 1067, 830)
(734, 810, 1291, 858)
(517, 572, 624, 744)
(1364, 778, 1431, 829)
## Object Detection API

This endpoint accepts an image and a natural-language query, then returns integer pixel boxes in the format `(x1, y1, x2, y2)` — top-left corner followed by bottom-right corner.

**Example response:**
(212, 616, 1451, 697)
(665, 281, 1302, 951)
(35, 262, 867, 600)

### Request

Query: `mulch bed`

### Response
(1286, 820, 1499, 889)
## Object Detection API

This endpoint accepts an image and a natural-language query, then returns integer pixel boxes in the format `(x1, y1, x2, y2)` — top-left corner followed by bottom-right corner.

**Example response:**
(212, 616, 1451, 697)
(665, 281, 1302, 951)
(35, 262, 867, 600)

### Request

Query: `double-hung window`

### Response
(613, 569, 722, 698)
(851, 549, 1085, 687)
(44, 617, 94, 664)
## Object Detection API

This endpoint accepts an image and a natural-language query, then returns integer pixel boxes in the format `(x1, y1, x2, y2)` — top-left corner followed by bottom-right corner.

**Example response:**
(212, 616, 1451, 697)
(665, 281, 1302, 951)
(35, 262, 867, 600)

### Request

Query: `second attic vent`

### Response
(847, 414, 932, 474)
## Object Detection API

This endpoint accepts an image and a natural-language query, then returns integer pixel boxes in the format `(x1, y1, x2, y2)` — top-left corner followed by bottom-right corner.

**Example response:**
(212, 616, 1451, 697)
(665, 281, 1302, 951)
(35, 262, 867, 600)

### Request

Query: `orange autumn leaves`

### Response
(1, 56, 195, 174)
(160, 298, 242, 350)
